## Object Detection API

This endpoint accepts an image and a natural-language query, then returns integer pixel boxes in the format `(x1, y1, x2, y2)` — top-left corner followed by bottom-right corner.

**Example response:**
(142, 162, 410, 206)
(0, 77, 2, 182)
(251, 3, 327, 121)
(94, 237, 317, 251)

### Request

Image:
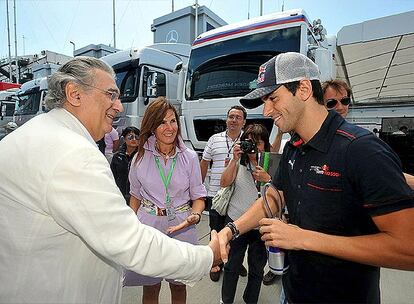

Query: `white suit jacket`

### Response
(0, 108, 212, 303)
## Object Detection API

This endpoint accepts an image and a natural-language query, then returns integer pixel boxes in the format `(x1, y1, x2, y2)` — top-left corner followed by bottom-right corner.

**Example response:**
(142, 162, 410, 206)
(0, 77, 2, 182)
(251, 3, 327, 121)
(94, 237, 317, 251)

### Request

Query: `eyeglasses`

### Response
(228, 114, 244, 121)
(126, 134, 139, 141)
(79, 81, 120, 103)
(325, 97, 351, 109)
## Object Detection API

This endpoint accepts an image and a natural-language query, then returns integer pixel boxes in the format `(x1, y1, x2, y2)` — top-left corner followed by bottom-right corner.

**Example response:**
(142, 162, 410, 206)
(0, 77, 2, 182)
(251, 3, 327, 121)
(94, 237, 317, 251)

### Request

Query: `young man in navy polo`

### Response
(218, 52, 414, 303)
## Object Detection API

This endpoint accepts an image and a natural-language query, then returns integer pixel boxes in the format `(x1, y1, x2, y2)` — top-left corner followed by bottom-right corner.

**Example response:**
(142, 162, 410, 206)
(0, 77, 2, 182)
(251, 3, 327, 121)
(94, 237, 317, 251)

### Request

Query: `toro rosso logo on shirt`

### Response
(310, 164, 341, 177)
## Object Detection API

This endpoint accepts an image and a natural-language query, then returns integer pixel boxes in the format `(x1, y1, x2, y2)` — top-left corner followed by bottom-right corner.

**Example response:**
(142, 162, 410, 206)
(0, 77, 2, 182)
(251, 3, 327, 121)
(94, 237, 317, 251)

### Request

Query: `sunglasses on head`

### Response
(325, 97, 351, 109)
(126, 134, 139, 141)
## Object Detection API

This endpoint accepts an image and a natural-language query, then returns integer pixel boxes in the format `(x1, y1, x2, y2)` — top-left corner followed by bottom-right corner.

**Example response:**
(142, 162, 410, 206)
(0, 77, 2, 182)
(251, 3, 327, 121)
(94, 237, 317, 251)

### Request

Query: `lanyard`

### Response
(225, 131, 241, 158)
(154, 156, 177, 221)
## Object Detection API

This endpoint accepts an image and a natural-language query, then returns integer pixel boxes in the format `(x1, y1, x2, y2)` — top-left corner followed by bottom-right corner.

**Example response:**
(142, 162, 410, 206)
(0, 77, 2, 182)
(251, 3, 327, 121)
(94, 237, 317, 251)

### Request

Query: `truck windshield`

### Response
(15, 88, 41, 115)
(114, 66, 140, 103)
(186, 26, 301, 100)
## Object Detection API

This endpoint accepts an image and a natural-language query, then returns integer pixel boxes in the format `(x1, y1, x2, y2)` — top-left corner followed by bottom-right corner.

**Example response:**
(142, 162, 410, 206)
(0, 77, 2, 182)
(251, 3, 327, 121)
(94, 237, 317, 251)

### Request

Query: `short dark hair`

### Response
(283, 80, 324, 105)
(227, 105, 247, 119)
(322, 79, 352, 98)
(121, 126, 140, 138)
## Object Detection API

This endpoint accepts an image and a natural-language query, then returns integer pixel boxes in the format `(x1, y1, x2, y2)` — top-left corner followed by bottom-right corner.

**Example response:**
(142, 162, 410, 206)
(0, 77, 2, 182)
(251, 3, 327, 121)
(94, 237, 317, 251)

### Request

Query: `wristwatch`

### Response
(225, 222, 240, 241)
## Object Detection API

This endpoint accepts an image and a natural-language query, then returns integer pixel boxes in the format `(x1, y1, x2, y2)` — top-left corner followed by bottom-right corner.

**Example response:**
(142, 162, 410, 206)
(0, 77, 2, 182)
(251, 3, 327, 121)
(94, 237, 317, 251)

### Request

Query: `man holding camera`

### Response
(200, 105, 248, 281)
(218, 52, 414, 303)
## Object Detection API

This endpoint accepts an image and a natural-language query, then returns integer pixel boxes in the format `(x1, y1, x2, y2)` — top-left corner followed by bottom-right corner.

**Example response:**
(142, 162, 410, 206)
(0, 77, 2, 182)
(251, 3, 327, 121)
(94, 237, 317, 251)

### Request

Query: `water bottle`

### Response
(267, 246, 289, 275)
(261, 182, 289, 275)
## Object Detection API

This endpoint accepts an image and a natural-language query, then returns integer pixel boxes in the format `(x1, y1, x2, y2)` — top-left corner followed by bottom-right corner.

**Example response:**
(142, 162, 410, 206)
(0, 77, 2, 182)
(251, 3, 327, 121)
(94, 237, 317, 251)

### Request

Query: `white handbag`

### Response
(211, 163, 239, 216)
(211, 182, 235, 216)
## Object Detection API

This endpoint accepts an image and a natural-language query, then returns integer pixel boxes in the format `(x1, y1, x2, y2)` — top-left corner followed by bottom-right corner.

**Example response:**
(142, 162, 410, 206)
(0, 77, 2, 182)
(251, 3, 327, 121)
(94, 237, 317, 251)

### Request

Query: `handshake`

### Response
(207, 226, 243, 271)
(207, 229, 229, 272)
(207, 216, 302, 272)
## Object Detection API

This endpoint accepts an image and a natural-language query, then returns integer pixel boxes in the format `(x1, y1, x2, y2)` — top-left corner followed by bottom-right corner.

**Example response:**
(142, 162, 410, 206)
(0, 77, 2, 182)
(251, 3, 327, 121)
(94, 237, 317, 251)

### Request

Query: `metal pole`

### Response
(113, 0, 116, 48)
(6, 0, 13, 82)
(194, 0, 198, 39)
(22, 35, 25, 55)
(248, 0, 250, 19)
(70, 41, 75, 56)
(172, 0, 174, 12)
(259, 0, 263, 16)
(13, 0, 19, 83)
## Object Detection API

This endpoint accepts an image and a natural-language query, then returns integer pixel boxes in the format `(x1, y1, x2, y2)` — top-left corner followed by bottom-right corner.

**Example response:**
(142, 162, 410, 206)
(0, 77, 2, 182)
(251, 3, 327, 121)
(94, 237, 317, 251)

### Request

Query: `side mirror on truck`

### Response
(144, 71, 166, 105)
(1, 102, 5, 120)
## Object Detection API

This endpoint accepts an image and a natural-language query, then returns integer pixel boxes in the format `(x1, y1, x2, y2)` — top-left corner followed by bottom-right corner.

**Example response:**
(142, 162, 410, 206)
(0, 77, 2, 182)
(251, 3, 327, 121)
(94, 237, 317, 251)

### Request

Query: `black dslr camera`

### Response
(239, 139, 257, 167)
(240, 139, 257, 154)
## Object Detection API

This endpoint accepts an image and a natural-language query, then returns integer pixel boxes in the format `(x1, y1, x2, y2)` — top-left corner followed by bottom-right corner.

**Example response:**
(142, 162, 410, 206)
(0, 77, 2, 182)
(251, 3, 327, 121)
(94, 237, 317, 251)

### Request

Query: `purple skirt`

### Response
(123, 208, 198, 286)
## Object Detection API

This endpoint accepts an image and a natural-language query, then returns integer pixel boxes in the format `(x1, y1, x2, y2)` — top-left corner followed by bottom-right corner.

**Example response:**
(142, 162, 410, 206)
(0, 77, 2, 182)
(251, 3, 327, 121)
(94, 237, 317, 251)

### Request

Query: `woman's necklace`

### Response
(156, 142, 176, 160)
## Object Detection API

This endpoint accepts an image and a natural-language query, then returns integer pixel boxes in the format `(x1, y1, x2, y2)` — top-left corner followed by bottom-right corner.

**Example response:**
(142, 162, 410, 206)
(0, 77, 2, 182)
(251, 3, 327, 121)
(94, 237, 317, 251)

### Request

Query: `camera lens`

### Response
(240, 139, 256, 153)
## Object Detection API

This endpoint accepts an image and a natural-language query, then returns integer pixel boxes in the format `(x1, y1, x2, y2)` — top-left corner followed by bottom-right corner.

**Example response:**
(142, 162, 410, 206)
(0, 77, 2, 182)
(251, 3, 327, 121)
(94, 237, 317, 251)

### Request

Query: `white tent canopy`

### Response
(336, 11, 414, 104)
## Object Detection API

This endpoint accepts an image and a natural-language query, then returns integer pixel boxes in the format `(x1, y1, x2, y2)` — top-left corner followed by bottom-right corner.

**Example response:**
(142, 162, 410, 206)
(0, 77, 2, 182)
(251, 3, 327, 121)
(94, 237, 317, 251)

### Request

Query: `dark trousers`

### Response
(207, 197, 226, 270)
(222, 216, 267, 304)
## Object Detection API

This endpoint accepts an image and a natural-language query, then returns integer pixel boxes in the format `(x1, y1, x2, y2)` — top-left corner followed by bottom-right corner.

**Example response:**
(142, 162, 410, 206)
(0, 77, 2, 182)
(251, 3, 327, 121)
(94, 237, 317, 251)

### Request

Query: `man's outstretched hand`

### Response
(217, 227, 232, 263)
(208, 230, 226, 272)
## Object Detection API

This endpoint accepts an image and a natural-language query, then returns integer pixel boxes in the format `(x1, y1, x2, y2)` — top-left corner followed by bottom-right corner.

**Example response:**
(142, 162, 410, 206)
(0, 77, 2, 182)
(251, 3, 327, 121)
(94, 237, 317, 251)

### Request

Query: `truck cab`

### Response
(101, 43, 190, 133)
(180, 9, 336, 152)
(14, 77, 48, 127)
(0, 88, 19, 140)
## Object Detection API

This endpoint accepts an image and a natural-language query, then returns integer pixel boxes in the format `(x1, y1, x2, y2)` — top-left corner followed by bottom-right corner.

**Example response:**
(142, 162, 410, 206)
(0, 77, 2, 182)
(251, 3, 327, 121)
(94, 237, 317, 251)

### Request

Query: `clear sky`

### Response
(1, 0, 414, 58)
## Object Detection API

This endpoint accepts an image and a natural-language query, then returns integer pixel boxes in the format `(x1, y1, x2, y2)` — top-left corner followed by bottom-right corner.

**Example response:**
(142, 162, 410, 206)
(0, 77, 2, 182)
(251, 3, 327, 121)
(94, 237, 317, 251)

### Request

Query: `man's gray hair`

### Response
(45, 56, 115, 110)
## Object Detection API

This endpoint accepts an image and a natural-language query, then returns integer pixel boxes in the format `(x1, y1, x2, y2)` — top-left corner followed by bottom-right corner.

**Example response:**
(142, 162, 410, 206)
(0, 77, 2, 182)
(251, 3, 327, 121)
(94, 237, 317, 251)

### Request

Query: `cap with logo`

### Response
(240, 52, 321, 109)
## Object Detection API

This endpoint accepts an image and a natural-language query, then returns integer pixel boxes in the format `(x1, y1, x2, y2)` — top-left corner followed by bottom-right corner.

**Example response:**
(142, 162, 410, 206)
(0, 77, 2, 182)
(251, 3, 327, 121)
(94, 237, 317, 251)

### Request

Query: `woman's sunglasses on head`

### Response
(326, 97, 351, 109)
(126, 134, 139, 141)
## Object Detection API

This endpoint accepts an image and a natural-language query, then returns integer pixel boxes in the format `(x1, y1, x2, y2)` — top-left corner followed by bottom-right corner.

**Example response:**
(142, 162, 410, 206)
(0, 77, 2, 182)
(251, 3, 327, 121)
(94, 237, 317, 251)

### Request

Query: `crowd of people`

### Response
(0, 53, 413, 304)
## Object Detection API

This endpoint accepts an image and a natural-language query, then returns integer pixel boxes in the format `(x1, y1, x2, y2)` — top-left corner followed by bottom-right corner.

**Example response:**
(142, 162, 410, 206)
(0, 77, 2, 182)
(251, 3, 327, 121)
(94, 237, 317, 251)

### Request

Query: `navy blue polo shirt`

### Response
(274, 111, 413, 303)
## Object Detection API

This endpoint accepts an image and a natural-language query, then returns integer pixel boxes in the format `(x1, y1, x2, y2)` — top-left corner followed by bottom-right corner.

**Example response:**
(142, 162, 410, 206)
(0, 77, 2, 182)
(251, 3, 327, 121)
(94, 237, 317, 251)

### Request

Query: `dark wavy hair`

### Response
(283, 80, 324, 105)
(240, 123, 270, 152)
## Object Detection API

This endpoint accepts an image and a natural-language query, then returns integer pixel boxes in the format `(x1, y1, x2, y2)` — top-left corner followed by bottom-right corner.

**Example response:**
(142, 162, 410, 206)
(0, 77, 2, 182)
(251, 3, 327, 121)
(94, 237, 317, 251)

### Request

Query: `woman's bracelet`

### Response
(191, 212, 201, 224)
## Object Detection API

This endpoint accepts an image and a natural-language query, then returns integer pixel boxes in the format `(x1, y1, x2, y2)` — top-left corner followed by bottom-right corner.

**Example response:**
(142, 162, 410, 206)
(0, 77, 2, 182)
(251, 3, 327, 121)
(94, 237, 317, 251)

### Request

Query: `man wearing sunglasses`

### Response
(322, 79, 414, 189)
(322, 79, 352, 118)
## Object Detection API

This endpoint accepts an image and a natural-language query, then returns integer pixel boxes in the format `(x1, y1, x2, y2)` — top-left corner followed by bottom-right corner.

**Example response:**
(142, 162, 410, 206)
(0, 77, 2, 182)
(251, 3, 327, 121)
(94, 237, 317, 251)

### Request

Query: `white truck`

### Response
(10, 43, 190, 135)
(13, 77, 48, 128)
(0, 88, 19, 139)
(179, 9, 336, 152)
(101, 43, 191, 134)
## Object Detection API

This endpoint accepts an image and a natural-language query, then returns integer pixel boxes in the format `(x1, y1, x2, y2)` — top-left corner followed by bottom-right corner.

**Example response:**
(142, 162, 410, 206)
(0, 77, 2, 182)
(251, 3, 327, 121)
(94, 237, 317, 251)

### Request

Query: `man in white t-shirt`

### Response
(200, 105, 247, 281)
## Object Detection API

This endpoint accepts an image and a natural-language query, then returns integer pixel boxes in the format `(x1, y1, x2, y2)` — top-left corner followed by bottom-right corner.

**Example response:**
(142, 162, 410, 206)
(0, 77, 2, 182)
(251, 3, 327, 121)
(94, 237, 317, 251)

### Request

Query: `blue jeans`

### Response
(221, 217, 267, 304)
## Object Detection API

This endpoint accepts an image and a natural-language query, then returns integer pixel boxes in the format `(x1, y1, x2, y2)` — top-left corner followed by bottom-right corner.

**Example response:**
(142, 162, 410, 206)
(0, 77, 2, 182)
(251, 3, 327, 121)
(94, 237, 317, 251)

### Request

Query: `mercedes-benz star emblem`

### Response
(166, 30, 179, 43)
